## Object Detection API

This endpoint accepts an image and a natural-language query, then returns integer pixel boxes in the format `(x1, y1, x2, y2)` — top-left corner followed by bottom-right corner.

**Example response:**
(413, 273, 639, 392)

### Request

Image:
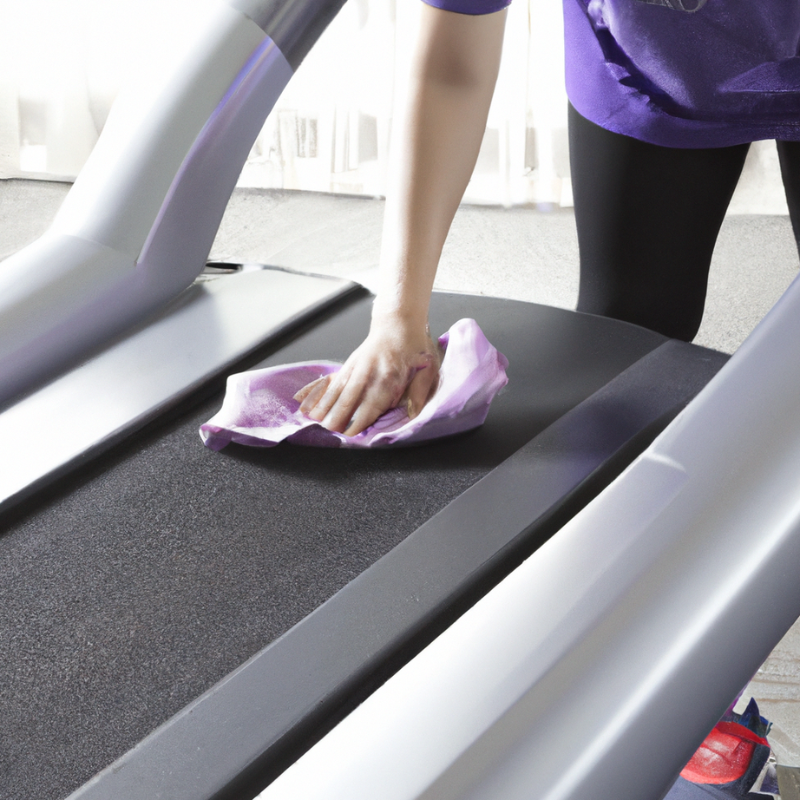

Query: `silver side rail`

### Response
(260, 275, 800, 799)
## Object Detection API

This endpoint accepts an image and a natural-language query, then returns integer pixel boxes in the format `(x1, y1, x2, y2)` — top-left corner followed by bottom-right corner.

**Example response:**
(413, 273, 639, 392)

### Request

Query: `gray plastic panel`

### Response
(67, 338, 727, 800)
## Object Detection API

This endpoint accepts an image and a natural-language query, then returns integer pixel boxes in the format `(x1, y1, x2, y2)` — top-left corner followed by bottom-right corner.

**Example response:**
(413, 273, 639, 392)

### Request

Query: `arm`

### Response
(295, 3, 507, 435)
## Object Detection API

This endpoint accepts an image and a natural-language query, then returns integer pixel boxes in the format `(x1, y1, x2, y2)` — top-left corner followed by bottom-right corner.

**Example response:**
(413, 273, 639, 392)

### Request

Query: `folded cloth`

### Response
(199, 318, 508, 450)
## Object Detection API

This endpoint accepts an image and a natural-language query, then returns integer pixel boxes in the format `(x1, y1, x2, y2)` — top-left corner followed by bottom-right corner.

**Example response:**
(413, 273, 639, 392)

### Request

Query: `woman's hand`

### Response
(293, 313, 442, 437)
(294, 5, 505, 438)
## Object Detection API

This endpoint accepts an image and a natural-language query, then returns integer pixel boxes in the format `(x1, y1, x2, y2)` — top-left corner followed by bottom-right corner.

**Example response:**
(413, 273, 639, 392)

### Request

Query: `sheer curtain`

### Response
(0, 0, 787, 212)
(0, 0, 571, 206)
(240, 0, 572, 207)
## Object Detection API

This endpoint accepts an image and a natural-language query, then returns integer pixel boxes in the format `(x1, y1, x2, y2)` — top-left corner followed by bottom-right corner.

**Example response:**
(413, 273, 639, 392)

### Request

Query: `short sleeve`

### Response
(421, 0, 512, 14)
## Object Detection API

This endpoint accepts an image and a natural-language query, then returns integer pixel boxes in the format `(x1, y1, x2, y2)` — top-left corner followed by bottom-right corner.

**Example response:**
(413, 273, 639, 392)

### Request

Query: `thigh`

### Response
(569, 104, 750, 341)
(776, 140, 800, 255)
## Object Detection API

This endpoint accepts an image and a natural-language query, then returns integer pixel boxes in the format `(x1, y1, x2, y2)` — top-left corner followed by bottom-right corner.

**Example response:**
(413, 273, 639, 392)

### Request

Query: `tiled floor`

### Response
(747, 623, 800, 766)
(2, 177, 799, 763)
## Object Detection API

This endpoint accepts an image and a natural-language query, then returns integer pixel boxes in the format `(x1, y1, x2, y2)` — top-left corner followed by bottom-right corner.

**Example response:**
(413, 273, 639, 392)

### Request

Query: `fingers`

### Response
(294, 361, 370, 433)
(294, 373, 355, 432)
(342, 373, 409, 436)
(316, 371, 371, 432)
(303, 373, 348, 424)
(295, 365, 402, 437)
(405, 358, 440, 419)
(294, 375, 329, 408)
(292, 327, 443, 437)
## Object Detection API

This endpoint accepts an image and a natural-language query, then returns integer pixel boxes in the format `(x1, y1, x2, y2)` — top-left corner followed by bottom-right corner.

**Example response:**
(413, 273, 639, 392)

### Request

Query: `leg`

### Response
(776, 140, 800, 255)
(569, 104, 750, 341)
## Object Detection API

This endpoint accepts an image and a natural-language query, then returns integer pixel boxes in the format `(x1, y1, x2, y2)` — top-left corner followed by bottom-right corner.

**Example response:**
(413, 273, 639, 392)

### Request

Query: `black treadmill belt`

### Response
(1, 293, 681, 800)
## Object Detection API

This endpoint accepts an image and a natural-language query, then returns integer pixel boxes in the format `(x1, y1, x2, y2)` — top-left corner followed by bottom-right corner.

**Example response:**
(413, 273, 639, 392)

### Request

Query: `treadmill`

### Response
(1, 2, 798, 799)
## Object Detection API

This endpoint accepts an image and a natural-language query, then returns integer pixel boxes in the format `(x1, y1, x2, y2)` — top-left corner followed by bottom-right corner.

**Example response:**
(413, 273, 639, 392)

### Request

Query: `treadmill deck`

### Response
(0, 287, 727, 800)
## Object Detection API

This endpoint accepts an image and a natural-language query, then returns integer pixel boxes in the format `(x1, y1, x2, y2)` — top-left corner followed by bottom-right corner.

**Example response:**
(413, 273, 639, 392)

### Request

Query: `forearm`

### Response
(295, 6, 506, 435)
(374, 4, 507, 327)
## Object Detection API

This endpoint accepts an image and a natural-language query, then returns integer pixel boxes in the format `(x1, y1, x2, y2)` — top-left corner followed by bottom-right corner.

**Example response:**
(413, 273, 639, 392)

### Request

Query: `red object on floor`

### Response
(680, 722, 770, 785)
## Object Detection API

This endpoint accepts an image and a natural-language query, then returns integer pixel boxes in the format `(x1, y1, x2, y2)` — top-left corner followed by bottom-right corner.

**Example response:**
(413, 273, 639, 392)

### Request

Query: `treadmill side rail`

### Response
(260, 275, 800, 800)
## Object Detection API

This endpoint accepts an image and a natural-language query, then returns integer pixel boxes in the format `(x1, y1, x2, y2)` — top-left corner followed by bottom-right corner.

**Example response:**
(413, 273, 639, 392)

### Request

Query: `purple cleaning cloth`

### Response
(200, 318, 508, 450)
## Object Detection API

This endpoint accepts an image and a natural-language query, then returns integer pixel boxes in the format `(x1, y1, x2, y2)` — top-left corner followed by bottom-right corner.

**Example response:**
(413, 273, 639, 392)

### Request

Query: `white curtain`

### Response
(0, 0, 787, 212)
(241, 0, 572, 207)
(0, 0, 572, 206)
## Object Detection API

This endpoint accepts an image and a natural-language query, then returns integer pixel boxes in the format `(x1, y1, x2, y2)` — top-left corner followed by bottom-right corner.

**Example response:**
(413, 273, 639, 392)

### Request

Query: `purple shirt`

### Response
(423, 0, 800, 148)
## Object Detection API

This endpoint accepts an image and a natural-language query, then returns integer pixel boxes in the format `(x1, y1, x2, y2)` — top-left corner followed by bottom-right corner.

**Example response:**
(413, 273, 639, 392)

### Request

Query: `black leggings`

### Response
(569, 104, 800, 341)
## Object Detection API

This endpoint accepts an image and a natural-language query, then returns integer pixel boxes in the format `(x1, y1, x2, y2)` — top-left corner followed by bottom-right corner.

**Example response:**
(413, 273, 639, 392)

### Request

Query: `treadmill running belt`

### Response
(0, 291, 708, 800)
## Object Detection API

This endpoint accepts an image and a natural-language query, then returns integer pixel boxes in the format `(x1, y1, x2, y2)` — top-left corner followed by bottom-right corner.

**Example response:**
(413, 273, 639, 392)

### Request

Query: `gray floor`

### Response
(210, 188, 800, 355)
(1, 178, 799, 763)
(5, 179, 797, 356)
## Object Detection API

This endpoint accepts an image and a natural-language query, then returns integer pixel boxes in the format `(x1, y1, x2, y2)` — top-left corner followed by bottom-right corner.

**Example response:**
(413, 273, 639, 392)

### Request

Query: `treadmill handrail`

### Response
(0, 0, 345, 407)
